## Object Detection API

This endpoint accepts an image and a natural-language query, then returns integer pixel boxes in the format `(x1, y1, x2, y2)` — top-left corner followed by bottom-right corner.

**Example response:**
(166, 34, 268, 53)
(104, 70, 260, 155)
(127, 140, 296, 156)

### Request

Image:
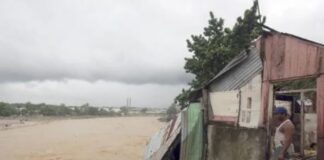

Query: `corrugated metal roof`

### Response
(208, 47, 262, 91)
(210, 51, 249, 81)
(263, 25, 324, 47)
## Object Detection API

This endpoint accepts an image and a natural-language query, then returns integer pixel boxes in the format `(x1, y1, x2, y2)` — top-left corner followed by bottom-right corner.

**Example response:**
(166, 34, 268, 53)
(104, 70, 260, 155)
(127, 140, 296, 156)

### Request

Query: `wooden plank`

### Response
(320, 48, 324, 74)
(317, 75, 324, 160)
(275, 88, 316, 94)
(317, 75, 324, 138)
(259, 81, 270, 127)
(202, 89, 209, 126)
(300, 92, 305, 157)
(202, 88, 209, 160)
(267, 84, 274, 160)
(318, 138, 324, 160)
(211, 115, 237, 122)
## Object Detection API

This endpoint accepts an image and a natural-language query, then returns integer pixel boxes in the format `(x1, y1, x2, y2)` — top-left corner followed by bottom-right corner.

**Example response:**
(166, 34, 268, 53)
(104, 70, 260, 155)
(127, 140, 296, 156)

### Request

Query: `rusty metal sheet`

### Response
(263, 33, 286, 81)
(283, 36, 319, 78)
(144, 126, 166, 160)
(270, 34, 286, 80)
(262, 34, 276, 81)
(263, 33, 322, 81)
(145, 113, 182, 160)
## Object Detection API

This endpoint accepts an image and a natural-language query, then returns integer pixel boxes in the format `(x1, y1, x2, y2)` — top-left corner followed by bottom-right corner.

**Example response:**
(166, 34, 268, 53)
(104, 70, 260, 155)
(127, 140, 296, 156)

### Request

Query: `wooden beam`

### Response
(202, 88, 209, 160)
(260, 81, 270, 127)
(275, 88, 316, 94)
(300, 92, 305, 157)
(260, 81, 274, 160)
(268, 75, 318, 83)
(202, 89, 209, 126)
(318, 138, 324, 160)
(317, 74, 324, 160)
(266, 84, 274, 160)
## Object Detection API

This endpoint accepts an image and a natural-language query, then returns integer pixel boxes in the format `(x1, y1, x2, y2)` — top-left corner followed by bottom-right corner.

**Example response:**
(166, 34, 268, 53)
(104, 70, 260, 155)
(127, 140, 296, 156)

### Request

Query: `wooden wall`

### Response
(317, 75, 324, 160)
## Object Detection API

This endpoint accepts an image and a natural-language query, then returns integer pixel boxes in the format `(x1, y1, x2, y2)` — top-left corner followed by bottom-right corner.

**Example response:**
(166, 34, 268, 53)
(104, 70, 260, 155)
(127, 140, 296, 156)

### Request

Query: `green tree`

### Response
(40, 106, 56, 116)
(98, 108, 108, 116)
(56, 105, 72, 116)
(87, 107, 99, 115)
(141, 108, 148, 114)
(228, 1, 265, 56)
(120, 106, 129, 115)
(184, 14, 231, 88)
(166, 103, 178, 121)
(0, 102, 18, 117)
(176, 1, 265, 107)
(24, 102, 40, 116)
(174, 89, 191, 109)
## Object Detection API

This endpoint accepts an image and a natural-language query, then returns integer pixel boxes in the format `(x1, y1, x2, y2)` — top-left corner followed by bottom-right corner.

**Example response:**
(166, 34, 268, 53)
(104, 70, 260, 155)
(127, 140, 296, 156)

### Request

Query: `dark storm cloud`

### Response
(0, 43, 192, 84)
(1, 0, 323, 107)
(0, 0, 256, 85)
(0, 0, 197, 85)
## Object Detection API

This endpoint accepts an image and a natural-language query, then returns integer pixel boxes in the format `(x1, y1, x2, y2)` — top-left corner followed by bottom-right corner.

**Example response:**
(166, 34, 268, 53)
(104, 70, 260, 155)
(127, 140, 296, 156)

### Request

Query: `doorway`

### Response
(271, 78, 317, 159)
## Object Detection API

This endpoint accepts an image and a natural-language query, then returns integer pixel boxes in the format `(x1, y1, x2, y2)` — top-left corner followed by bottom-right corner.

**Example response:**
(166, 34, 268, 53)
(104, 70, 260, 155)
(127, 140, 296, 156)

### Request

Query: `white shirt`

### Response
(274, 119, 294, 153)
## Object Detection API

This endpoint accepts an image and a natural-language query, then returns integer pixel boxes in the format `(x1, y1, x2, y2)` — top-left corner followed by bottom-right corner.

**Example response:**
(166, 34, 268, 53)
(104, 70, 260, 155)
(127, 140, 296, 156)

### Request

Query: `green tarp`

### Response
(180, 103, 204, 160)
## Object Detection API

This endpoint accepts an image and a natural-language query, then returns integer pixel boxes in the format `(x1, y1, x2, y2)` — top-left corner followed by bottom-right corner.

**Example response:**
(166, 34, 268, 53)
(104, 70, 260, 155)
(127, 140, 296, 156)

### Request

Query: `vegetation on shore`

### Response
(0, 102, 161, 117)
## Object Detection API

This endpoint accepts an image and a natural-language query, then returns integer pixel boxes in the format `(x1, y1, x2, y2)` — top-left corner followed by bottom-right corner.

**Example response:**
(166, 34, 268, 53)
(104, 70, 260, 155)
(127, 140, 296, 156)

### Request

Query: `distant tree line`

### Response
(166, 103, 178, 121)
(0, 102, 167, 117)
(0, 102, 124, 117)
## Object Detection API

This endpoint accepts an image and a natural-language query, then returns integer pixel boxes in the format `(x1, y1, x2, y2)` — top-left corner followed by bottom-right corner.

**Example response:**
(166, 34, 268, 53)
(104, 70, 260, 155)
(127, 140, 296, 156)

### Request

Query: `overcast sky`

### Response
(0, 0, 323, 108)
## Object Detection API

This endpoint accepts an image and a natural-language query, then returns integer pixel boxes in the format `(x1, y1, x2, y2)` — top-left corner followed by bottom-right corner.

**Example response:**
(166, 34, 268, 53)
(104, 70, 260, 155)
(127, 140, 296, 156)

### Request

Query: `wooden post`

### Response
(300, 92, 305, 157)
(202, 88, 209, 126)
(260, 81, 273, 160)
(260, 81, 270, 127)
(317, 75, 324, 160)
(202, 88, 209, 160)
(237, 90, 242, 127)
(267, 84, 274, 160)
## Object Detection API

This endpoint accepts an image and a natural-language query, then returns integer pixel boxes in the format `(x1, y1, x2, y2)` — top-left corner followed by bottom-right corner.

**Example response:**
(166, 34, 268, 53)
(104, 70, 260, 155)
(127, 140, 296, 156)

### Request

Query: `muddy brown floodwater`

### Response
(0, 117, 164, 160)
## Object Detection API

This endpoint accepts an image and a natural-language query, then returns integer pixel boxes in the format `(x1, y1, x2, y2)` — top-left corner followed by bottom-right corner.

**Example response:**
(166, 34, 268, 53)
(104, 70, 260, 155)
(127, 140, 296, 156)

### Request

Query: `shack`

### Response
(199, 27, 324, 160)
(145, 27, 324, 160)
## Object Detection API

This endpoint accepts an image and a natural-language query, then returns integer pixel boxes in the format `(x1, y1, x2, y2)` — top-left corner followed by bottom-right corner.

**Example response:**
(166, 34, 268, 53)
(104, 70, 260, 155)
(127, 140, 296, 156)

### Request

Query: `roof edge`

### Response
(262, 25, 324, 48)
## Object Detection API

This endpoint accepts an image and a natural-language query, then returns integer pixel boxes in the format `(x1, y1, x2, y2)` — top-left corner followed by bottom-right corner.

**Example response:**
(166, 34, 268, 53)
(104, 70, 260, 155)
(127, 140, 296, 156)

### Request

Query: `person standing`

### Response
(272, 107, 295, 160)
